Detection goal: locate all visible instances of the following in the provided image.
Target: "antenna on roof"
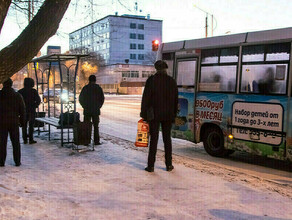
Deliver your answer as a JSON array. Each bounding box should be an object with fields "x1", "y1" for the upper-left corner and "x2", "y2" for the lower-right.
[{"x1": 134, "y1": 1, "x2": 142, "y2": 14}]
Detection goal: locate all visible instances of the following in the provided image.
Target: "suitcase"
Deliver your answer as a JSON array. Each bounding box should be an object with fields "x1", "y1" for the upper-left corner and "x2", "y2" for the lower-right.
[{"x1": 73, "y1": 121, "x2": 92, "y2": 145}]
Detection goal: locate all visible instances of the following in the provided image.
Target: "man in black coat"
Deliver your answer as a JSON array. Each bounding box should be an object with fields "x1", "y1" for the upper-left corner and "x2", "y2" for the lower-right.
[
  {"x1": 79, "y1": 75, "x2": 104, "y2": 145},
  {"x1": 18, "y1": 78, "x2": 41, "y2": 144},
  {"x1": 140, "y1": 60, "x2": 178, "y2": 172},
  {"x1": 0, "y1": 78, "x2": 25, "y2": 167}
]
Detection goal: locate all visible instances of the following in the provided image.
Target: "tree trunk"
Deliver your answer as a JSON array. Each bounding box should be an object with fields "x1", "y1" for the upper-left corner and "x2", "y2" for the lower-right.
[
  {"x1": 0, "y1": 0, "x2": 71, "y2": 83},
  {"x1": 0, "y1": 0, "x2": 11, "y2": 34}
]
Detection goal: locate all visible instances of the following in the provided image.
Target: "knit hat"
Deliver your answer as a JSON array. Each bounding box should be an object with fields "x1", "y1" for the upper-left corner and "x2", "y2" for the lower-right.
[
  {"x1": 154, "y1": 60, "x2": 168, "y2": 70},
  {"x1": 3, "y1": 78, "x2": 13, "y2": 88}
]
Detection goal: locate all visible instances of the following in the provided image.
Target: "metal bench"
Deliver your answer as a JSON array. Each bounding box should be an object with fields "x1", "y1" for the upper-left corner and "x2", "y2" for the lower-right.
[{"x1": 35, "y1": 117, "x2": 74, "y2": 146}]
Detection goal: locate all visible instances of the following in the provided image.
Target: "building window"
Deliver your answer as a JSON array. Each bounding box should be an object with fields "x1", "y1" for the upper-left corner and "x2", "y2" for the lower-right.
[
  {"x1": 142, "y1": 71, "x2": 154, "y2": 78},
  {"x1": 130, "y1": 71, "x2": 139, "y2": 78},
  {"x1": 130, "y1": 54, "x2": 136, "y2": 59},
  {"x1": 130, "y1": 44, "x2": 136, "y2": 49},
  {"x1": 138, "y1": 44, "x2": 144, "y2": 50},
  {"x1": 138, "y1": 54, "x2": 144, "y2": 60},
  {"x1": 138, "y1": 34, "x2": 144, "y2": 40},
  {"x1": 138, "y1": 24, "x2": 144, "y2": 30},
  {"x1": 122, "y1": 71, "x2": 130, "y2": 77},
  {"x1": 130, "y1": 23, "x2": 136, "y2": 29},
  {"x1": 130, "y1": 33, "x2": 136, "y2": 39}
]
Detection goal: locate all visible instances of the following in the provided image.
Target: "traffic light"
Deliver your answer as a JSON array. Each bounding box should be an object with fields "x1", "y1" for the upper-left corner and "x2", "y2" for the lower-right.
[{"x1": 152, "y1": 40, "x2": 159, "y2": 51}]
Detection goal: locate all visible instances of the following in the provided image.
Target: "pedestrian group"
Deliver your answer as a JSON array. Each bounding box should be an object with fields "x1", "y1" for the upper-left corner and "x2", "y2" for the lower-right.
[{"x1": 0, "y1": 60, "x2": 178, "y2": 172}]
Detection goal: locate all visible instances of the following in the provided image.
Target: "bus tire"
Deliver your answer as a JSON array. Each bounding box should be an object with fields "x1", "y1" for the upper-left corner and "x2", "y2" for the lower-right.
[{"x1": 203, "y1": 126, "x2": 227, "y2": 157}]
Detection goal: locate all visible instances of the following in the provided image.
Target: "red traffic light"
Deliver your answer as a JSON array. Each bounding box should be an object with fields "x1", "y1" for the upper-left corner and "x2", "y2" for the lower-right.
[{"x1": 152, "y1": 40, "x2": 159, "y2": 51}]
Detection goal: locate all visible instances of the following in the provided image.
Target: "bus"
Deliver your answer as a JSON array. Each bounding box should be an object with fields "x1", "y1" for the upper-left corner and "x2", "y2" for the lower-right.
[{"x1": 157, "y1": 27, "x2": 292, "y2": 162}]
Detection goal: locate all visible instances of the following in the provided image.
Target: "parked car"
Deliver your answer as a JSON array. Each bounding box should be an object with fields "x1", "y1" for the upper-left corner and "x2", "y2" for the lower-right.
[{"x1": 43, "y1": 89, "x2": 74, "y2": 103}]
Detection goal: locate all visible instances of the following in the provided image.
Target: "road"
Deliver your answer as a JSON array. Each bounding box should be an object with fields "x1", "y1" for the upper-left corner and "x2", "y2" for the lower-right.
[
  {"x1": 98, "y1": 95, "x2": 292, "y2": 192},
  {"x1": 44, "y1": 94, "x2": 292, "y2": 195}
]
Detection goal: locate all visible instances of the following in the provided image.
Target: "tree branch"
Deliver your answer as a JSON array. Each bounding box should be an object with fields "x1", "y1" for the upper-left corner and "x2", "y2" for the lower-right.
[
  {"x1": 0, "y1": 0, "x2": 12, "y2": 34},
  {"x1": 0, "y1": 0, "x2": 71, "y2": 83}
]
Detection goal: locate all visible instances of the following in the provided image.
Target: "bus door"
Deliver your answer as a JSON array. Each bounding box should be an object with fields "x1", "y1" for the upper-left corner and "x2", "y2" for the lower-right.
[{"x1": 172, "y1": 58, "x2": 198, "y2": 142}]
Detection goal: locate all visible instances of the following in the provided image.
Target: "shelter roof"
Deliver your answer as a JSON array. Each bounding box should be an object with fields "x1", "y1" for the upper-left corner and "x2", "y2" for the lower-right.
[{"x1": 31, "y1": 54, "x2": 88, "y2": 63}]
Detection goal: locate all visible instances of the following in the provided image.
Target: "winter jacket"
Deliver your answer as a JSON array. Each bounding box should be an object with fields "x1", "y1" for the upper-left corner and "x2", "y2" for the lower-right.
[
  {"x1": 140, "y1": 70, "x2": 178, "y2": 122},
  {"x1": 79, "y1": 83, "x2": 104, "y2": 116},
  {"x1": 0, "y1": 87, "x2": 26, "y2": 127},
  {"x1": 18, "y1": 86, "x2": 41, "y2": 114}
]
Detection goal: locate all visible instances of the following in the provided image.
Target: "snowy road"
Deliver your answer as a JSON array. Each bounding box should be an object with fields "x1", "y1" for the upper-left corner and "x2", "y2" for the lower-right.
[{"x1": 99, "y1": 95, "x2": 292, "y2": 188}]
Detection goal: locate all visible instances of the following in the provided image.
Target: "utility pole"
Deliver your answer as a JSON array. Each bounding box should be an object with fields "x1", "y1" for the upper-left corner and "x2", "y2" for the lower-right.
[
  {"x1": 205, "y1": 15, "x2": 208, "y2": 38},
  {"x1": 193, "y1": 5, "x2": 215, "y2": 38}
]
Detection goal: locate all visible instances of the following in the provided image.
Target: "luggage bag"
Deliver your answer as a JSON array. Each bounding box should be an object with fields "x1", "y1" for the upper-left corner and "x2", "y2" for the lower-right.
[{"x1": 73, "y1": 121, "x2": 92, "y2": 146}]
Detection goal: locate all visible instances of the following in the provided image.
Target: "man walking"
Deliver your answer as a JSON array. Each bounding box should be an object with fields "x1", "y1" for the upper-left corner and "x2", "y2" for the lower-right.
[
  {"x1": 18, "y1": 78, "x2": 41, "y2": 144},
  {"x1": 141, "y1": 60, "x2": 178, "y2": 172},
  {"x1": 0, "y1": 78, "x2": 25, "y2": 167},
  {"x1": 79, "y1": 75, "x2": 104, "y2": 145}
]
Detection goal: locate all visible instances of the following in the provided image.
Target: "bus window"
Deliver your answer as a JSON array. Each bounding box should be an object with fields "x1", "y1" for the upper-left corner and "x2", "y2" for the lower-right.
[
  {"x1": 241, "y1": 64, "x2": 288, "y2": 94},
  {"x1": 241, "y1": 43, "x2": 290, "y2": 95},
  {"x1": 177, "y1": 60, "x2": 196, "y2": 86},
  {"x1": 266, "y1": 43, "x2": 290, "y2": 61},
  {"x1": 220, "y1": 48, "x2": 239, "y2": 63},
  {"x1": 200, "y1": 47, "x2": 238, "y2": 92},
  {"x1": 242, "y1": 45, "x2": 265, "y2": 62},
  {"x1": 201, "y1": 49, "x2": 219, "y2": 64},
  {"x1": 200, "y1": 66, "x2": 237, "y2": 92}
]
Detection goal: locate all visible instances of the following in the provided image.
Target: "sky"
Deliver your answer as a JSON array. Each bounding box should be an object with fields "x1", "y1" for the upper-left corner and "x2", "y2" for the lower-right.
[{"x1": 0, "y1": 0, "x2": 292, "y2": 55}]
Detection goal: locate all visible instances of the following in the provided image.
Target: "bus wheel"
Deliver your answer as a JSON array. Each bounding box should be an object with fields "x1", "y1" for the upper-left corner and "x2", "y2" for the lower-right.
[{"x1": 203, "y1": 126, "x2": 227, "y2": 157}]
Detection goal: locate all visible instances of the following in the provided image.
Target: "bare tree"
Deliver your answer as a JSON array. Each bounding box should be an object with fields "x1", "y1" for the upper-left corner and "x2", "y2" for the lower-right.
[
  {"x1": 145, "y1": 51, "x2": 157, "y2": 64},
  {"x1": 0, "y1": 0, "x2": 71, "y2": 83}
]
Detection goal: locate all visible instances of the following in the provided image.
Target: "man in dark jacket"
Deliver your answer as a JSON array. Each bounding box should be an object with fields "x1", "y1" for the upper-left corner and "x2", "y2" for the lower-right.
[
  {"x1": 18, "y1": 78, "x2": 41, "y2": 144},
  {"x1": 0, "y1": 78, "x2": 25, "y2": 167},
  {"x1": 141, "y1": 60, "x2": 178, "y2": 172},
  {"x1": 79, "y1": 75, "x2": 104, "y2": 145}
]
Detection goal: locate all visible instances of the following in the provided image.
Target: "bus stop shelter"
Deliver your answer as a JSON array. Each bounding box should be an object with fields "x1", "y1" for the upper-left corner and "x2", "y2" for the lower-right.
[{"x1": 31, "y1": 53, "x2": 88, "y2": 146}]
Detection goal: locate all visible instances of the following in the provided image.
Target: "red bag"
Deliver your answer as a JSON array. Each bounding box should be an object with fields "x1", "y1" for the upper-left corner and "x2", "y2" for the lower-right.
[{"x1": 135, "y1": 119, "x2": 149, "y2": 147}]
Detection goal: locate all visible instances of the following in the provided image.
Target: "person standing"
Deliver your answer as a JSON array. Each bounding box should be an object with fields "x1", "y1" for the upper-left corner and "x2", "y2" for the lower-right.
[
  {"x1": 141, "y1": 60, "x2": 178, "y2": 172},
  {"x1": 18, "y1": 78, "x2": 41, "y2": 144},
  {"x1": 0, "y1": 78, "x2": 25, "y2": 167},
  {"x1": 79, "y1": 75, "x2": 104, "y2": 145}
]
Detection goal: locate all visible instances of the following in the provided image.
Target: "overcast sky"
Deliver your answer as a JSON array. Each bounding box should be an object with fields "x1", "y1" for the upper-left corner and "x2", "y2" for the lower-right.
[{"x1": 1, "y1": 0, "x2": 292, "y2": 55}]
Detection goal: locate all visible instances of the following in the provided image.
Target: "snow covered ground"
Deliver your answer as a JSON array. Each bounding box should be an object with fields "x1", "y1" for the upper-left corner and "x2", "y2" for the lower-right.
[
  {"x1": 0, "y1": 129, "x2": 292, "y2": 220},
  {"x1": 1, "y1": 95, "x2": 292, "y2": 219}
]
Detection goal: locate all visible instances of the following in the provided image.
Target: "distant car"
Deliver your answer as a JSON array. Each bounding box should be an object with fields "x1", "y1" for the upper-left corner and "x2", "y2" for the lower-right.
[{"x1": 43, "y1": 89, "x2": 74, "y2": 103}]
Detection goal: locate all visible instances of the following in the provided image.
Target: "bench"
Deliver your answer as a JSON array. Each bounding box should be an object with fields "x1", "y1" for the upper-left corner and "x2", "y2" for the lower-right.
[
  {"x1": 35, "y1": 117, "x2": 74, "y2": 129},
  {"x1": 35, "y1": 117, "x2": 74, "y2": 146}
]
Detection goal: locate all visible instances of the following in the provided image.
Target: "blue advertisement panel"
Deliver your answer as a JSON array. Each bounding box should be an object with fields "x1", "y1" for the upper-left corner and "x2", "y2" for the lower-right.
[
  {"x1": 195, "y1": 92, "x2": 288, "y2": 160},
  {"x1": 172, "y1": 91, "x2": 195, "y2": 141}
]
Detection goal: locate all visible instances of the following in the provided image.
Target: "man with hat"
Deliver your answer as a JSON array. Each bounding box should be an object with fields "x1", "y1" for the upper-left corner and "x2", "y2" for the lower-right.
[
  {"x1": 0, "y1": 78, "x2": 25, "y2": 167},
  {"x1": 140, "y1": 60, "x2": 178, "y2": 172},
  {"x1": 79, "y1": 75, "x2": 104, "y2": 145}
]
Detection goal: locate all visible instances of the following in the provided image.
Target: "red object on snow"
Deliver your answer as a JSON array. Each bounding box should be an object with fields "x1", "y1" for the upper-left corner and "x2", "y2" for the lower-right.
[{"x1": 135, "y1": 119, "x2": 149, "y2": 147}]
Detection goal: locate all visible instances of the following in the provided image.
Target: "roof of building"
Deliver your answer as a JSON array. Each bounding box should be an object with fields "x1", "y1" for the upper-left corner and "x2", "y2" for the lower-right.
[{"x1": 69, "y1": 14, "x2": 162, "y2": 35}]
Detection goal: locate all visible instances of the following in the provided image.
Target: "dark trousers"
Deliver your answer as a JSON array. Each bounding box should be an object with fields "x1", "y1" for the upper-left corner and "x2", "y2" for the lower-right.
[
  {"x1": 84, "y1": 115, "x2": 100, "y2": 144},
  {"x1": 22, "y1": 113, "x2": 35, "y2": 142},
  {"x1": 148, "y1": 120, "x2": 173, "y2": 167},
  {"x1": 0, "y1": 125, "x2": 21, "y2": 165}
]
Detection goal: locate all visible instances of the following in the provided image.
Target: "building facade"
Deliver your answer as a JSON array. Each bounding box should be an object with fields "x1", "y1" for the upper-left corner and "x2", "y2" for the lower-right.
[
  {"x1": 69, "y1": 14, "x2": 162, "y2": 65},
  {"x1": 96, "y1": 63, "x2": 156, "y2": 95}
]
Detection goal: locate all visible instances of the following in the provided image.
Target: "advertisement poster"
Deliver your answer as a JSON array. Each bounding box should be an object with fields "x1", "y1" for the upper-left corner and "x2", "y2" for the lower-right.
[{"x1": 232, "y1": 102, "x2": 283, "y2": 145}]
